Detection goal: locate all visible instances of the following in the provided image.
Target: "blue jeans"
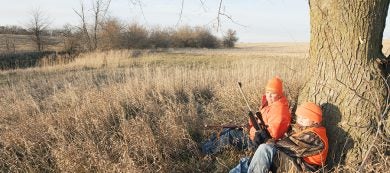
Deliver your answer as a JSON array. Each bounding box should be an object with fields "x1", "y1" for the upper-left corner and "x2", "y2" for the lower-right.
[
  {"x1": 248, "y1": 144, "x2": 277, "y2": 173},
  {"x1": 201, "y1": 128, "x2": 252, "y2": 155},
  {"x1": 229, "y1": 157, "x2": 250, "y2": 173}
]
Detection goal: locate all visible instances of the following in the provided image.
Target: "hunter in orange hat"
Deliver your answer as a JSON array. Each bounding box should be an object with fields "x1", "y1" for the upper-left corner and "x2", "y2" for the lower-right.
[
  {"x1": 249, "y1": 76, "x2": 291, "y2": 143},
  {"x1": 247, "y1": 102, "x2": 329, "y2": 173},
  {"x1": 202, "y1": 76, "x2": 291, "y2": 157},
  {"x1": 229, "y1": 76, "x2": 292, "y2": 173},
  {"x1": 265, "y1": 76, "x2": 283, "y2": 95}
]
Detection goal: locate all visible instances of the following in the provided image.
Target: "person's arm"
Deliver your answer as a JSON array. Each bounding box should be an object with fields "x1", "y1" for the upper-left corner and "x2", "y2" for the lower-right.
[
  {"x1": 265, "y1": 106, "x2": 290, "y2": 139},
  {"x1": 275, "y1": 131, "x2": 324, "y2": 157}
]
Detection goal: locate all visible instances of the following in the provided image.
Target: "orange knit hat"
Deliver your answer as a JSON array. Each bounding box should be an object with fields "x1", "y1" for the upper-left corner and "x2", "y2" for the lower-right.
[
  {"x1": 295, "y1": 102, "x2": 322, "y2": 123},
  {"x1": 265, "y1": 76, "x2": 283, "y2": 95}
]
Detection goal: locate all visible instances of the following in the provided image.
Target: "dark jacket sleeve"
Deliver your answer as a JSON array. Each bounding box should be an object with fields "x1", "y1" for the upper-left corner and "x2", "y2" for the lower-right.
[{"x1": 274, "y1": 131, "x2": 324, "y2": 158}]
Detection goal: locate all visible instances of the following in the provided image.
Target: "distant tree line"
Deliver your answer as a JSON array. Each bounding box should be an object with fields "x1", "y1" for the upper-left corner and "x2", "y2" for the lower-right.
[
  {"x1": 0, "y1": 26, "x2": 29, "y2": 35},
  {"x1": 1, "y1": 23, "x2": 238, "y2": 53},
  {"x1": 72, "y1": 19, "x2": 238, "y2": 51},
  {"x1": 59, "y1": 20, "x2": 238, "y2": 52},
  {"x1": 0, "y1": 0, "x2": 239, "y2": 53},
  {"x1": 0, "y1": 25, "x2": 63, "y2": 36}
]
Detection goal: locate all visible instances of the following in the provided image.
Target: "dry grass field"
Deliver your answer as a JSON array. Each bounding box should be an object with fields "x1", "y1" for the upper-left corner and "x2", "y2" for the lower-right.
[
  {"x1": 0, "y1": 34, "x2": 63, "y2": 53},
  {"x1": 0, "y1": 42, "x2": 388, "y2": 172}
]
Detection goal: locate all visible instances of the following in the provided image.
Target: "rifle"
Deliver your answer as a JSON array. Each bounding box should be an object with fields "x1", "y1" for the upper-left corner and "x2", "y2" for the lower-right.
[
  {"x1": 203, "y1": 124, "x2": 245, "y2": 130},
  {"x1": 237, "y1": 82, "x2": 271, "y2": 143},
  {"x1": 237, "y1": 82, "x2": 261, "y2": 131}
]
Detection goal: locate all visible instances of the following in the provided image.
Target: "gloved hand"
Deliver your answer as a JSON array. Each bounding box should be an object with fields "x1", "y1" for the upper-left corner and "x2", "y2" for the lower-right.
[
  {"x1": 249, "y1": 126, "x2": 256, "y2": 141},
  {"x1": 252, "y1": 130, "x2": 271, "y2": 146}
]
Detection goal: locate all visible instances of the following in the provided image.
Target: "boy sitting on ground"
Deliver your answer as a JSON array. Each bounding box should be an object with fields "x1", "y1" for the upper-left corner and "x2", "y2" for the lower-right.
[{"x1": 232, "y1": 102, "x2": 328, "y2": 173}]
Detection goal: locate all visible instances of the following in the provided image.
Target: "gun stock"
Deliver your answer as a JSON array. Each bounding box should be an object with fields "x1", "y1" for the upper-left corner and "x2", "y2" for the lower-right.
[
  {"x1": 248, "y1": 111, "x2": 261, "y2": 131},
  {"x1": 255, "y1": 111, "x2": 271, "y2": 139}
]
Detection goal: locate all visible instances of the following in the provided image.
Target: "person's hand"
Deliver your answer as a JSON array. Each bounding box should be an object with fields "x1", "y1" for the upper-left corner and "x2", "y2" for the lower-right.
[
  {"x1": 261, "y1": 95, "x2": 268, "y2": 108},
  {"x1": 252, "y1": 130, "x2": 267, "y2": 146},
  {"x1": 249, "y1": 127, "x2": 256, "y2": 141}
]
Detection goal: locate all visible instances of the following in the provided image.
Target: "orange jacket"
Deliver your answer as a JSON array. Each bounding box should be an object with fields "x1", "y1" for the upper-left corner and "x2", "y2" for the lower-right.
[
  {"x1": 249, "y1": 95, "x2": 291, "y2": 140},
  {"x1": 294, "y1": 126, "x2": 329, "y2": 166}
]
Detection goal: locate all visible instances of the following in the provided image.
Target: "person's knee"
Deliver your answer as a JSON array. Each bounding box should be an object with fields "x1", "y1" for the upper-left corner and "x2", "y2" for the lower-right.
[
  {"x1": 257, "y1": 144, "x2": 269, "y2": 150},
  {"x1": 257, "y1": 144, "x2": 274, "y2": 152},
  {"x1": 249, "y1": 144, "x2": 276, "y2": 173},
  {"x1": 253, "y1": 144, "x2": 276, "y2": 162}
]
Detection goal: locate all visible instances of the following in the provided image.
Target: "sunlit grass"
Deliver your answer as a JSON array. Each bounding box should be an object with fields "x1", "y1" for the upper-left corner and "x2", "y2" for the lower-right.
[{"x1": 0, "y1": 42, "x2": 388, "y2": 172}]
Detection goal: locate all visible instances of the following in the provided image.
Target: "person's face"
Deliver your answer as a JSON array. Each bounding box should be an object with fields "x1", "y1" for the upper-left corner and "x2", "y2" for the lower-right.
[
  {"x1": 296, "y1": 115, "x2": 314, "y2": 127},
  {"x1": 265, "y1": 91, "x2": 280, "y2": 104}
]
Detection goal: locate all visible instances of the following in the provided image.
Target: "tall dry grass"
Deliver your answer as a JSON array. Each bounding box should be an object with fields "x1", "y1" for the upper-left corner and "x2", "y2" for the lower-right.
[{"x1": 1, "y1": 43, "x2": 386, "y2": 172}]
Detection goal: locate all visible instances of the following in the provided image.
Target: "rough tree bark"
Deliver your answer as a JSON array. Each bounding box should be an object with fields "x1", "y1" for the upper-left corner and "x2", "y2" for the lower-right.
[{"x1": 298, "y1": 0, "x2": 390, "y2": 170}]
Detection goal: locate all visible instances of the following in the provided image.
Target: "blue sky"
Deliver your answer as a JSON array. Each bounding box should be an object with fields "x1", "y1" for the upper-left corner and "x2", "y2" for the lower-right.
[{"x1": 1, "y1": 0, "x2": 390, "y2": 42}]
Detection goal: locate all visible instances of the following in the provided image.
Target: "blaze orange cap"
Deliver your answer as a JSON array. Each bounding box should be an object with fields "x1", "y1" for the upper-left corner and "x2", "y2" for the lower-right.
[
  {"x1": 265, "y1": 76, "x2": 283, "y2": 95},
  {"x1": 296, "y1": 102, "x2": 322, "y2": 123}
]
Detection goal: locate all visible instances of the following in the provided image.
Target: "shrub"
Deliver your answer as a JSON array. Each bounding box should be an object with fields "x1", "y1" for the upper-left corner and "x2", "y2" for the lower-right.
[
  {"x1": 171, "y1": 26, "x2": 220, "y2": 48},
  {"x1": 171, "y1": 26, "x2": 197, "y2": 48},
  {"x1": 223, "y1": 29, "x2": 238, "y2": 48},
  {"x1": 99, "y1": 18, "x2": 124, "y2": 50},
  {"x1": 121, "y1": 23, "x2": 149, "y2": 49},
  {"x1": 193, "y1": 27, "x2": 220, "y2": 48},
  {"x1": 148, "y1": 27, "x2": 172, "y2": 48}
]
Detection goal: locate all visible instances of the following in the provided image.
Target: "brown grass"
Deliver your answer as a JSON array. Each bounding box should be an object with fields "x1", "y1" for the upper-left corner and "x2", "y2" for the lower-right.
[
  {"x1": 0, "y1": 34, "x2": 64, "y2": 53},
  {"x1": 0, "y1": 42, "x2": 388, "y2": 172}
]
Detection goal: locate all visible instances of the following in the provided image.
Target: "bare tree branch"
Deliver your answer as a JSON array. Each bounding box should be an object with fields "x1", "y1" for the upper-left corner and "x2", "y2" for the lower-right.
[
  {"x1": 128, "y1": 0, "x2": 148, "y2": 24},
  {"x1": 215, "y1": 0, "x2": 246, "y2": 31},
  {"x1": 199, "y1": 0, "x2": 207, "y2": 12},
  {"x1": 219, "y1": 12, "x2": 248, "y2": 28},
  {"x1": 216, "y1": 0, "x2": 223, "y2": 31},
  {"x1": 73, "y1": 1, "x2": 92, "y2": 50},
  {"x1": 74, "y1": 0, "x2": 111, "y2": 51},
  {"x1": 176, "y1": 0, "x2": 185, "y2": 26}
]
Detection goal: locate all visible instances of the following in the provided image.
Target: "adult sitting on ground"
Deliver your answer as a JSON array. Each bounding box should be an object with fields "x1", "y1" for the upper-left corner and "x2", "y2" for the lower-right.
[
  {"x1": 201, "y1": 76, "x2": 291, "y2": 155},
  {"x1": 246, "y1": 102, "x2": 329, "y2": 173}
]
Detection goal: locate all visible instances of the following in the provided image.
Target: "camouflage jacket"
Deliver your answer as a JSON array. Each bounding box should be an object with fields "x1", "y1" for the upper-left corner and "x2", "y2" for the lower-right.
[{"x1": 274, "y1": 124, "x2": 325, "y2": 171}]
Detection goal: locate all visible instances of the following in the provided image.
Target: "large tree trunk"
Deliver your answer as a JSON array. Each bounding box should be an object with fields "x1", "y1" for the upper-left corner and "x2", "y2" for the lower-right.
[{"x1": 298, "y1": 0, "x2": 390, "y2": 170}]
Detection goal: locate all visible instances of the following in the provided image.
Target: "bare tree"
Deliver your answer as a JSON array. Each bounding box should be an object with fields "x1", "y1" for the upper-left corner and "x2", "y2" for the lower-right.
[
  {"x1": 74, "y1": 0, "x2": 111, "y2": 51},
  {"x1": 61, "y1": 24, "x2": 79, "y2": 53},
  {"x1": 4, "y1": 27, "x2": 16, "y2": 53},
  {"x1": 27, "y1": 8, "x2": 50, "y2": 52},
  {"x1": 4, "y1": 35, "x2": 16, "y2": 53},
  {"x1": 74, "y1": 1, "x2": 92, "y2": 51},
  {"x1": 91, "y1": 0, "x2": 111, "y2": 50}
]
